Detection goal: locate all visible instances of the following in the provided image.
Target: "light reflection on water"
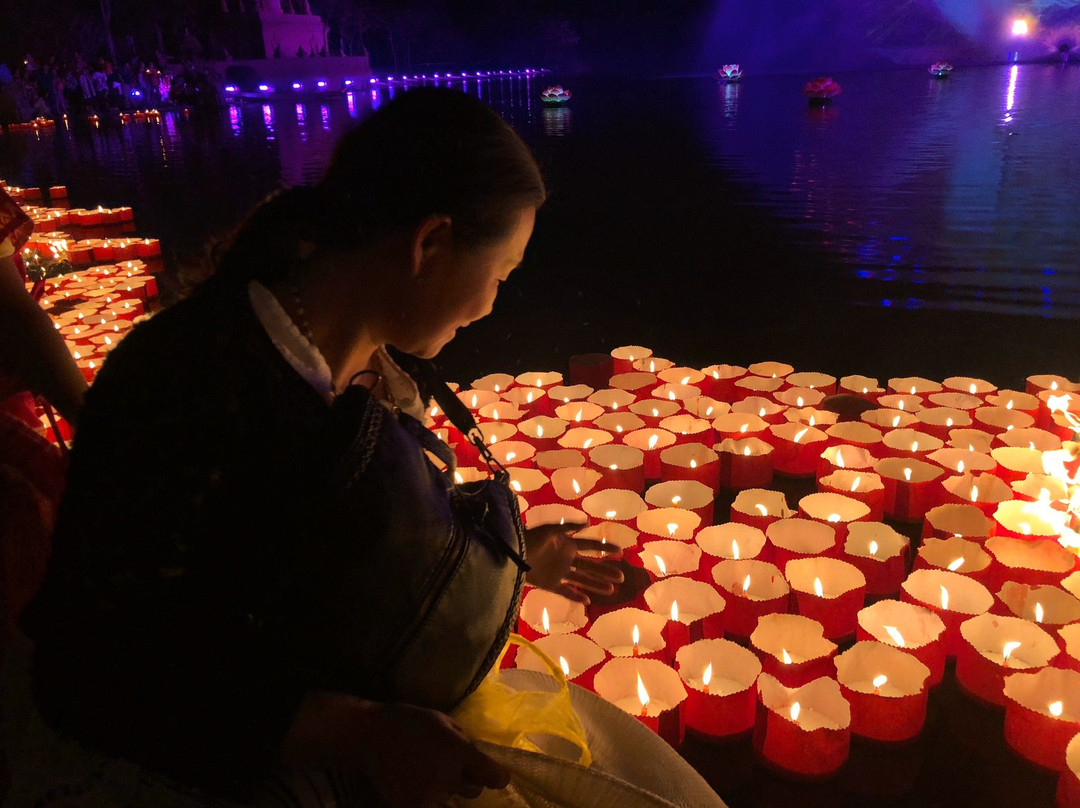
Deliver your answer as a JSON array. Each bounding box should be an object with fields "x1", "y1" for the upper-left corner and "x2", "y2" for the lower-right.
[{"x1": 2, "y1": 68, "x2": 1080, "y2": 320}]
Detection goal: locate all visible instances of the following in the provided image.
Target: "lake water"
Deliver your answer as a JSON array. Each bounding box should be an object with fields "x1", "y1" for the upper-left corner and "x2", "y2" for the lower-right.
[{"x1": 2, "y1": 66, "x2": 1078, "y2": 386}]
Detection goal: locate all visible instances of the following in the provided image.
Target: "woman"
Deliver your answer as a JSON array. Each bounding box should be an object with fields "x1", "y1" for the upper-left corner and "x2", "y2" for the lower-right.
[{"x1": 19, "y1": 87, "x2": 621, "y2": 807}]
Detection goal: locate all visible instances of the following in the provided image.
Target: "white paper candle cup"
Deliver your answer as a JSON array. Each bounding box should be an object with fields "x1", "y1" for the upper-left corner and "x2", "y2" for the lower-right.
[
  {"x1": 587, "y1": 607, "x2": 669, "y2": 660},
  {"x1": 766, "y1": 518, "x2": 837, "y2": 568},
  {"x1": 644, "y1": 576, "x2": 726, "y2": 631},
  {"x1": 834, "y1": 641, "x2": 931, "y2": 741},
  {"x1": 574, "y1": 520, "x2": 640, "y2": 552},
  {"x1": 534, "y1": 449, "x2": 586, "y2": 474},
  {"x1": 514, "y1": 633, "x2": 607, "y2": 687},
  {"x1": 471, "y1": 373, "x2": 515, "y2": 394},
  {"x1": 550, "y1": 466, "x2": 603, "y2": 502},
  {"x1": 636, "y1": 507, "x2": 702, "y2": 542},
  {"x1": 696, "y1": 523, "x2": 767, "y2": 561},
  {"x1": 581, "y1": 489, "x2": 648, "y2": 526},
  {"x1": 856, "y1": 599, "x2": 947, "y2": 685},
  {"x1": 997, "y1": 582, "x2": 1080, "y2": 628},
  {"x1": 750, "y1": 613, "x2": 837, "y2": 687},
  {"x1": 676, "y1": 638, "x2": 761, "y2": 737},
  {"x1": 519, "y1": 588, "x2": 588, "y2": 639},
  {"x1": 556, "y1": 401, "x2": 606, "y2": 425},
  {"x1": 915, "y1": 536, "x2": 992, "y2": 579},
  {"x1": 523, "y1": 503, "x2": 588, "y2": 531},
  {"x1": 609, "y1": 345, "x2": 653, "y2": 375},
  {"x1": 645, "y1": 479, "x2": 713, "y2": 523},
  {"x1": 558, "y1": 427, "x2": 613, "y2": 453},
  {"x1": 955, "y1": 613, "x2": 1059, "y2": 706}
]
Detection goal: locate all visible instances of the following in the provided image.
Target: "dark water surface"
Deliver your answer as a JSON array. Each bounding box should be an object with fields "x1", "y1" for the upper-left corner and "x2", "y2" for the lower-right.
[{"x1": 2, "y1": 67, "x2": 1079, "y2": 387}]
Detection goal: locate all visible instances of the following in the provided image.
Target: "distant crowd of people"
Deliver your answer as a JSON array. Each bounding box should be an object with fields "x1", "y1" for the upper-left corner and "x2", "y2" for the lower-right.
[{"x1": 0, "y1": 53, "x2": 172, "y2": 126}]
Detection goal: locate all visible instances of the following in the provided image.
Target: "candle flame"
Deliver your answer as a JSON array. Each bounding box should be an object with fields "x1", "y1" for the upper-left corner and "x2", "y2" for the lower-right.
[
  {"x1": 454, "y1": 471, "x2": 464, "y2": 484},
  {"x1": 671, "y1": 496, "x2": 682, "y2": 506},
  {"x1": 755, "y1": 503, "x2": 768, "y2": 516},
  {"x1": 782, "y1": 648, "x2": 792, "y2": 665},
  {"x1": 872, "y1": 674, "x2": 888, "y2": 689},
  {"x1": 744, "y1": 446, "x2": 752, "y2": 456},
  {"x1": 969, "y1": 383, "x2": 977, "y2": 394},
  {"x1": 794, "y1": 428, "x2": 809, "y2": 444},
  {"x1": 898, "y1": 401, "x2": 906, "y2": 411},
  {"x1": 492, "y1": 408, "x2": 500, "y2": 419},
  {"x1": 654, "y1": 555, "x2": 668, "y2": 576},
  {"x1": 702, "y1": 663, "x2": 712, "y2": 688},
  {"x1": 537, "y1": 425, "x2": 544, "y2": 438},
  {"x1": 605, "y1": 510, "x2": 617, "y2": 518},
  {"x1": 471, "y1": 394, "x2": 478, "y2": 408},
  {"x1": 731, "y1": 539, "x2": 740, "y2": 560},
  {"x1": 572, "y1": 478, "x2": 582, "y2": 495},
  {"x1": 893, "y1": 415, "x2": 901, "y2": 427},
  {"x1": 947, "y1": 557, "x2": 964, "y2": 572},
  {"x1": 1035, "y1": 602, "x2": 1044, "y2": 623},
  {"x1": 742, "y1": 574, "x2": 752, "y2": 593},
  {"x1": 813, "y1": 577, "x2": 824, "y2": 597},
  {"x1": 541, "y1": 608, "x2": 551, "y2": 633},
  {"x1": 670, "y1": 599, "x2": 679, "y2": 622},
  {"x1": 851, "y1": 476, "x2": 862, "y2": 492},
  {"x1": 790, "y1": 702, "x2": 801, "y2": 722},
  {"x1": 836, "y1": 449, "x2": 845, "y2": 469},
  {"x1": 510, "y1": 480, "x2": 522, "y2": 492},
  {"x1": 759, "y1": 407, "x2": 767, "y2": 417},
  {"x1": 560, "y1": 655, "x2": 571, "y2": 677},
  {"x1": 827, "y1": 513, "x2": 841, "y2": 523},
  {"x1": 575, "y1": 409, "x2": 583, "y2": 422},
  {"x1": 740, "y1": 424, "x2": 749, "y2": 434},
  {"x1": 1002, "y1": 641, "x2": 1022, "y2": 663},
  {"x1": 632, "y1": 624, "x2": 640, "y2": 648},
  {"x1": 971, "y1": 485, "x2": 979, "y2": 503},
  {"x1": 648, "y1": 434, "x2": 659, "y2": 450},
  {"x1": 668, "y1": 391, "x2": 677, "y2": 401},
  {"x1": 583, "y1": 438, "x2": 594, "y2": 449},
  {"x1": 637, "y1": 673, "x2": 651, "y2": 710},
  {"x1": 946, "y1": 418, "x2": 954, "y2": 428},
  {"x1": 883, "y1": 625, "x2": 905, "y2": 647},
  {"x1": 667, "y1": 522, "x2": 679, "y2": 536},
  {"x1": 505, "y1": 452, "x2": 517, "y2": 463},
  {"x1": 911, "y1": 441, "x2": 919, "y2": 453},
  {"x1": 940, "y1": 585, "x2": 950, "y2": 610},
  {"x1": 1050, "y1": 701, "x2": 1064, "y2": 717},
  {"x1": 610, "y1": 464, "x2": 618, "y2": 470},
  {"x1": 690, "y1": 459, "x2": 698, "y2": 468},
  {"x1": 1007, "y1": 399, "x2": 1014, "y2": 410},
  {"x1": 903, "y1": 467, "x2": 912, "y2": 482},
  {"x1": 869, "y1": 540, "x2": 879, "y2": 555},
  {"x1": 652, "y1": 408, "x2": 659, "y2": 417},
  {"x1": 957, "y1": 460, "x2": 965, "y2": 474}
]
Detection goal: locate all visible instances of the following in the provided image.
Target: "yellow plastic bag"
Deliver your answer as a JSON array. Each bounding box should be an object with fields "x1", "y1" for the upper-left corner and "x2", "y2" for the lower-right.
[{"x1": 452, "y1": 634, "x2": 592, "y2": 768}]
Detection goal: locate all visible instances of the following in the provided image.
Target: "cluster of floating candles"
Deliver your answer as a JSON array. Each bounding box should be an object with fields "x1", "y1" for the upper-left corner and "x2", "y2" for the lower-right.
[{"x1": 427, "y1": 346, "x2": 1080, "y2": 787}]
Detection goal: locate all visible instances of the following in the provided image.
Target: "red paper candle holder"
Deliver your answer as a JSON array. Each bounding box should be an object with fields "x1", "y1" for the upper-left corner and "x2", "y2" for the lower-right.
[
  {"x1": 534, "y1": 449, "x2": 586, "y2": 476},
  {"x1": 1004, "y1": 667, "x2": 1080, "y2": 772},
  {"x1": 878, "y1": 394, "x2": 925, "y2": 413},
  {"x1": 593, "y1": 411, "x2": 647, "y2": 439},
  {"x1": 818, "y1": 469, "x2": 885, "y2": 521},
  {"x1": 915, "y1": 408, "x2": 972, "y2": 442},
  {"x1": 633, "y1": 357, "x2": 675, "y2": 375},
  {"x1": 644, "y1": 576, "x2": 726, "y2": 648},
  {"x1": 610, "y1": 345, "x2": 653, "y2": 377},
  {"x1": 786, "y1": 556, "x2": 867, "y2": 640},
  {"x1": 754, "y1": 674, "x2": 851, "y2": 780},
  {"x1": 458, "y1": 388, "x2": 501, "y2": 413},
  {"x1": 842, "y1": 522, "x2": 910, "y2": 598},
  {"x1": 549, "y1": 466, "x2": 603, "y2": 504},
  {"x1": 882, "y1": 428, "x2": 944, "y2": 460},
  {"x1": 914, "y1": 536, "x2": 992, "y2": 583},
  {"x1": 587, "y1": 444, "x2": 646, "y2": 493},
  {"x1": 889, "y1": 376, "x2": 943, "y2": 397},
  {"x1": 715, "y1": 437, "x2": 774, "y2": 491},
  {"x1": 683, "y1": 395, "x2": 729, "y2": 421},
  {"x1": 569, "y1": 353, "x2": 614, "y2": 388},
  {"x1": 863, "y1": 408, "x2": 919, "y2": 431},
  {"x1": 505, "y1": 468, "x2": 553, "y2": 507},
  {"x1": 944, "y1": 375, "x2": 997, "y2": 397},
  {"x1": 502, "y1": 386, "x2": 551, "y2": 415},
  {"x1": 948, "y1": 428, "x2": 998, "y2": 454},
  {"x1": 593, "y1": 657, "x2": 687, "y2": 747},
  {"x1": 857, "y1": 599, "x2": 947, "y2": 686},
  {"x1": 628, "y1": 398, "x2": 681, "y2": 428},
  {"x1": 700, "y1": 364, "x2": 748, "y2": 402},
  {"x1": 696, "y1": 523, "x2": 768, "y2": 566},
  {"x1": 558, "y1": 426, "x2": 613, "y2": 454},
  {"x1": 575, "y1": 520, "x2": 640, "y2": 555},
  {"x1": 798, "y1": 492, "x2": 871, "y2": 543},
  {"x1": 646, "y1": 479, "x2": 713, "y2": 526},
  {"x1": 834, "y1": 641, "x2": 931, "y2": 742},
  {"x1": 997, "y1": 582, "x2": 1080, "y2": 632},
  {"x1": 874, "y1": 457, "x2": 945, "y2": 522},
  {"x1": 711, "y1": 559, "x2": 790, "y2": 639},
  {"x1": 817, "y1": 444, "x2": 878, "y2": 483},
  {"x1": 659, "y1": 443, "x2": 720, "y2": 491},
  {"x1": 824, "y1": 422, "x2": 884, "y2": 453},
  {"x1": 622, "y1": 428, "x2": 677, "y2": 480},
  {"x1": 587, "y1": 388, "x2": 638, "y2": 415},
  {"x1": 639, "y1": 540, "x2": 702, "y2": 583},
  {"x1": 610, "y1": 371, "x2": 658, "y2": 399},
  {"x1": 997, "y1": 427, "x2": 1062, "y2": 452},
  {"x1": 1058, "y1": 734, "x2": 1080, "y2": 807},
  {"x1": 985, "y1": 534, "x2": 1077, "y2": 589},
  {"x1": 766, "y1": 518, "x2": 837, "y2": 571},
  {"x1": 518, "y1": 588, "x2": 589, "y2": 641},
  {"x1": 901, "y1": 569, "x2": 994, "y2": 657},
  {"x1": 782, "y1": 407, "x2": 837, "y2": 430},
  {"x1": 515, "y1": 415, "x2": 569, "y2": 453},
  {"x1": 767, "y1": 422, "x2": 829, "y2": 477},
  {"x1": 659, "y1": 414, "x2": 713, "y2": 447},
  {"x1": 734, "y1": 375, "x2": 785, "y2": 401},
  {"x1": 990, "y1": 446, "x2": 1048, "y2": 486},
  {"x1": 987, "y1": 389, "x2": 1041, "y2": 418},
  {"x1": 488, "y1": 440, "x2": 536, "y2": 469},
  {"x1": 1026, "y1": 374, "x2": 1074, "y2": 396},
  {"x1": 714, "y1": 407, "x2": 773, "y2": 440},
  {"x1": 555, "y1": 401, "x2": 605, "y2": 427},
  {"x1": 787, "y1": 371, "x2": 837, "y2": 395},
  {"x1": 676, "y1": 638, "x2": 760, "y2": 738},
  {"x1": 748, "y1": 361, "x2": 794, "y2": 382},
  {"x1": 840, "y1": 374, "x2": 884, "y2": 401},
  {"x1": 513, "y1": 633, "x2": 607, "y2": 692},
  {"x1": 774, "y1": 386, "x2": 826, "y2": 409},
  {"x1": 750, "y1": 613, "x2": 837, "y2": 687},
  {"x1": 547, "y1": 383, "x2": 594, "y2": 405},
  {"x1": 580, "y1": 489, "x2": 647, "y2": 529},
  {"x1": 515, "y1": 371, "x2": 563, "y2": 391},
  {"x1": 977, "y1": 406, "x2": 1036, "y2": 436},
  {"x1": 659, "y1": 365, "x2": 707, "y2": 392},
  {"x1": 522, "y1": 503, "x2": 588, "y2": 533},
  {"x1": 955, "y1": 613, "x2": 1060, "y2": 706},
  {"x1": 588, "y1": 607, "x2": 670, "y2": 662},
  {"x1": 1059, "y1": 625, "x2": 1080, "y2": 671},
  {"x1": 928, "y1": 392, "x2": 984, "y2": 413},
  {"x1": 730, "y1": 488, "x2": 792, "y2": 533},
  {"x1": 927, "y1": 447, "x2": 996, "y2": 478},
  {"x1": 940, "y1": 472, "x2": 1012, "y2": 518}
]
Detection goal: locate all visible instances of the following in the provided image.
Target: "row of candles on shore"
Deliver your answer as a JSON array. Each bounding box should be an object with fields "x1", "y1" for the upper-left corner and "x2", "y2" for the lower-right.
[
  {"x1": 424, "y1": 346, "x2": 1080, "y2": 795},
  {"x1": 5, "y1": 109, "x2": 162, "y2": 132}
]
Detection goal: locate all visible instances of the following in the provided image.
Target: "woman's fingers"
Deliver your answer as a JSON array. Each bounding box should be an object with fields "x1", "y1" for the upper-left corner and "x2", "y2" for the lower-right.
[{"x1": 565, "y1": 567, "x2": 618, "y2": 595}]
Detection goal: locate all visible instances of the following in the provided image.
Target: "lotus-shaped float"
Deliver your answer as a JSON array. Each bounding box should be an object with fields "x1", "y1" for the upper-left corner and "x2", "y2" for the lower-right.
[
  {"x1": 717, "y1": 64, "x2": 743, "y2": 83},
  {"x1": 541, "y1": 85, "x2": 572, "y2": 104},
  {"x1": 928, "y1": 62, "x2": 954, "y2": 78},
  {"x1": 802, "y1": 76, "x2": 842, "y2": 105}
]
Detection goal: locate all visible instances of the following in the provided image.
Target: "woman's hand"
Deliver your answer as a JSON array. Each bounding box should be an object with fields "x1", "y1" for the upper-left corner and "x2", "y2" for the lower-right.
[
  {"x1": 524, "y1": 522, "x2": 623, "y2": 604},
  {"x1": 281, "y1": 693, "x2": 510, "y2": 807}
]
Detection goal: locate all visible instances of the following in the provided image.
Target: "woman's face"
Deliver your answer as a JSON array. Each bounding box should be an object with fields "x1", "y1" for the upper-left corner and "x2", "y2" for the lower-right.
[{"x1": 395, "y1": 206, "x2": 536, "y2": 358}]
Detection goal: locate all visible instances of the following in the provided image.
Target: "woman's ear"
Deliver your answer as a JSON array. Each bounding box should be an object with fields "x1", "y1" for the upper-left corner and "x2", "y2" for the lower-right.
[{"x1": 411, "y1": 215, "x2": 453, "y2": 279}]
